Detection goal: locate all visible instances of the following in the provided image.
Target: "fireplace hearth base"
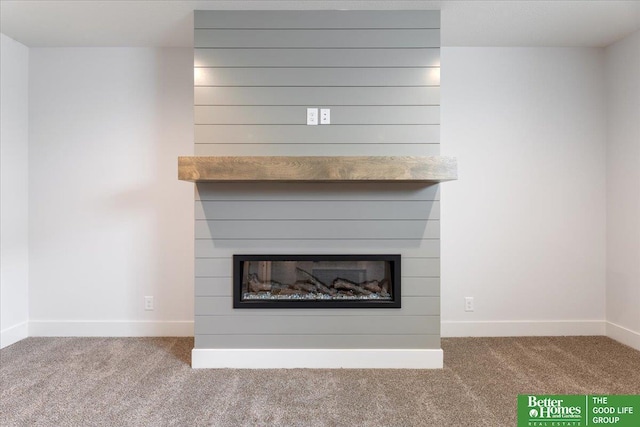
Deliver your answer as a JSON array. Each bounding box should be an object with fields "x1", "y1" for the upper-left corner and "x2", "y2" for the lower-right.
[{"x1": 192, "y1": 348, "x2": 443, "y2": 369}]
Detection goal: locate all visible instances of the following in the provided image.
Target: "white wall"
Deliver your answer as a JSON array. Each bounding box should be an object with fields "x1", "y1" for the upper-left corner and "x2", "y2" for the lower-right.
[
  {"x1": 0, "y1": 34, "x2": 30, "y2": 348},
  {"x1": 18, "y1": 45, "x2": 626, "y2": 342},
  {"x1": 28, "y1": 48, "x2": 194, "y2": 336},
  {"x1": 605, "y1": 31, "x2": 640, "y2": 350},
  {"x1": 441, "y1": 48, "x2": 607, "y2": 336}
]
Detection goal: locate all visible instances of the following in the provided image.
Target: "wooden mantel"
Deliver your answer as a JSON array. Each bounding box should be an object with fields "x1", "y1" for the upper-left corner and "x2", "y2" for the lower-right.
[{"x1": 178, "y1": 156, "x2": 457, "y2": 183}]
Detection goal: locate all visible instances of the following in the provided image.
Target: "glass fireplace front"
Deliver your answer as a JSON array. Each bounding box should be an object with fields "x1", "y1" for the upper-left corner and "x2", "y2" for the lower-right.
[{"x1": 233, "y1": 254, "x2": 401, "y2": 308}]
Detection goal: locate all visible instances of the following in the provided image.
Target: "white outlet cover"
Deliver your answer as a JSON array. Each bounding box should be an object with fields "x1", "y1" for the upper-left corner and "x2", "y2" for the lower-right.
[
  {"x1": 320, "y1": 108, "x2": 330, "y2": 124},
  {"x1": 464, "y1": 297, "x2": 474, "y2": 312},
  {"x1": 306, "y1": 108, "x2": 318, "y2": 125}
]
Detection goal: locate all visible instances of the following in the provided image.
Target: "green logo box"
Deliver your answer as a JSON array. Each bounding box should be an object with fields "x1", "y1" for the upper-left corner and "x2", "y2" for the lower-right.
[{"x1": 518, "y1": 395, "x2": 640, "y2": 427}]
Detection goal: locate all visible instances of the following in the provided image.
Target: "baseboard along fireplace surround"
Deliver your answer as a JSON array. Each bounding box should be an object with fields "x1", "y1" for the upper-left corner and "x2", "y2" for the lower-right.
[{"x1": 182, "y1": 10, "x2": 455, "y2": 369}]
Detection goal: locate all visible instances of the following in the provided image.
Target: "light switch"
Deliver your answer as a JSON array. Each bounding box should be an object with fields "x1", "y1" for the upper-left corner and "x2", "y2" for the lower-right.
[
  {"x1": 306, "y1": 108, "x2": 318, "y2": 125},
  {"x1": 320, "y1": 108, "x2": 330, "y2": 125}
]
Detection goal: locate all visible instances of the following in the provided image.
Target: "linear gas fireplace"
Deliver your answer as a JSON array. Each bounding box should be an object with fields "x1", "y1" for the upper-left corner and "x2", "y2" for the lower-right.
[{"x1": 233, "y1": 254, "x2": 401, "y2": 308}]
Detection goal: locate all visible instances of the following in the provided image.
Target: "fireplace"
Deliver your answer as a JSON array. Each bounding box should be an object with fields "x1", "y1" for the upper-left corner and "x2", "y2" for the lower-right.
[
  {"x1": 186, "y1": 9, "x2": 450, "y2": 368},
  {"x1": 233, "y1": 254, "x2": 401, "y2": 308}
]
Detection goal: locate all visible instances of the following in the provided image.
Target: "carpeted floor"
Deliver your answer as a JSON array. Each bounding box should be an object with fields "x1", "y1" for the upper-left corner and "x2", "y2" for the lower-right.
[{"x1": 1, "y1": 336, "x2": 639, "y2": 426}]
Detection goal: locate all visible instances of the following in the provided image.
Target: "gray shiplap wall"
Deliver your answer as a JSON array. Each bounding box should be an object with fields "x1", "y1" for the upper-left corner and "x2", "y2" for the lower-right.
[{"x1": 193, "y1": 10, "x2": 441, "y2": 350}]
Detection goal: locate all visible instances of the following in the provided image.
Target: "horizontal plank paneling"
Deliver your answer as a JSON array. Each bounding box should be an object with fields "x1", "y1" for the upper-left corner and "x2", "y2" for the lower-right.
[
  {"x1": 192, "y1": 10, "x2": 442, "y2": 352},
  {"x1": 194, "y1": 257, "x2": 438, "y2": 278},
  {"x1": 193, "y1": 239, "x2": 438, "y2": 250},
  {"x1": 195, "y1": 29, "x2": 440, "y2": 48},
  {"x1": 195, "y1": 296, "x2": 439, "y2": 316},
  {"x1": 405, "y1": 258, "x2": 440, "y2": 277},
  {"x1": 194, "y1": 86, "x2": 440, "y2": 106},
  {"x1": 194, "y1": 240, "x2": 440, "y2": 259},
  {"x1": 195, "y1": 334, "x2": 440, "y2": 349},
  {"x1": 195, "y1": 10, "x2": 440, "y2": 29},
  {"x1": 195, "y1": 124, "x2": 440, "y2": 144},
  {"x1": 195, "y1": 315, "x2": 440, "y2": 335},
  {"x1": 195, "y1": 277, "x2": 232, "y2": 296},
  {"x1": 195, "y1": 67, "x2": 439, "y2": 87},
  {"x1": 194, "y1": 219, "x2": 439, "y2": 240},
  {"x1": 194, "y1": 143, "x2": 439, "y2": 157},
  {"x1": 404, "y1": 277, "x2": 440, "y2": 296},
  {"x1": 194, "y1": 258, "x2": 229, "y2": 277},
  {"x1": 195, "y1": 277, "x2": 440, "y2": 297},
  {"x1": 195, "y1": 106, "x2": 439, "y2": 125},
  {"x1": 196, "y1": 200, "x2": 440, "y2": 220},
  {"x1": 194, "y1": 49, "x2": 440, "y2": 68},
  {"x1": 195, "y1": 182, "x2": 440, "y2": 201}
]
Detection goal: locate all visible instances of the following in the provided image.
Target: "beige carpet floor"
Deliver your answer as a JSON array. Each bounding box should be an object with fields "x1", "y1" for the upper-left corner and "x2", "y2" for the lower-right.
[{"x1": 1, "y1": 336, "x2": 639, "y2": 426}]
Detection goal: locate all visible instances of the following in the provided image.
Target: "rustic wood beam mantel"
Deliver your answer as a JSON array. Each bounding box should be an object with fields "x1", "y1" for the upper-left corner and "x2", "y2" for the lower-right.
[{"x1": 177, "y1": 156, "x2": 457, "y2": 183}]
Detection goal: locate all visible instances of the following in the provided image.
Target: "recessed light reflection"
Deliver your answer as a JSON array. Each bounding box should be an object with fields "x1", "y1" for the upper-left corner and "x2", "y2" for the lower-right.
[
  {"x1": 428, "y1": 68, "x2": 440, "y2": 85},
  {"x1": 194, "y1": 68, "x2": 205, "y2": 85}
]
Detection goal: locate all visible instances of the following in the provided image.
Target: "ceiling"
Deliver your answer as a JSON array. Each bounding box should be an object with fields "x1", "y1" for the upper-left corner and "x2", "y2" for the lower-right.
[{"x1": 1, "y1": 0, "x2": 639, "y2": 48}]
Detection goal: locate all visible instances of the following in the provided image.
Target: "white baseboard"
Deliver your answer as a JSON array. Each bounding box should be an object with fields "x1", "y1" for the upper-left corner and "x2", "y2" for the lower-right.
[
  {"x1": 441, "y1": 320, "x2": 606, "y2": 337},
  {"x1": 0, "y1": 321, "x2": 29, "y2": 349},
  {"x1": 29, "y1": 320, "x2": 194, "y2": 337},
  {"x1": 606, "y1": 321, "x2": 640, "y2": 351},
  {"x1": 192, "y1": 348, "x2": 443, "y2": 369}
]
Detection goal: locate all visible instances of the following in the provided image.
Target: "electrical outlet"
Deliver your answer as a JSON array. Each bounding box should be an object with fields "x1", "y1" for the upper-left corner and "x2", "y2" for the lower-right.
[
  {"x1": 464, "y1": 297, "x2": 474, "y2": 312},
  {"x1": 144, "y1": 296, "x2": 154, "y2": 311},
  {"x1": 306, "y1": 108, "x2": 318, "y2": 125},
  {"x1": 320, "y1": 108, "x2": 330, "y2": 124}
]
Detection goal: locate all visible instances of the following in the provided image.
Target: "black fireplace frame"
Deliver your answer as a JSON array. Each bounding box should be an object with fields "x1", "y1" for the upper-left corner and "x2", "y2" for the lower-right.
[{"x1": 233, "y1": 254, "x2": 401, "y2": 309}]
